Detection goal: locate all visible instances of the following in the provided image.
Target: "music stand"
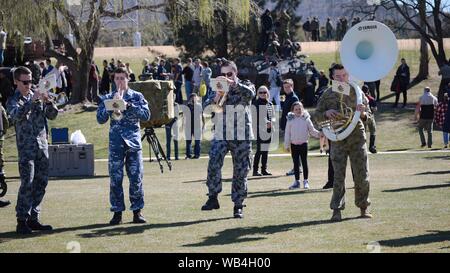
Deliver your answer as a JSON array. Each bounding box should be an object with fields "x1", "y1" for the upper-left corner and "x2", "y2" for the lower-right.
[{"x1": 141, "y1": 126, "x2": 172, "y2": 173}]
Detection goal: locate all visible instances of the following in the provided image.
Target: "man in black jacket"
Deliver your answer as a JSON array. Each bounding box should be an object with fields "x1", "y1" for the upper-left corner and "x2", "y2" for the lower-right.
[{"x1": 394, "y1": 58, "x2": 410, "y2": 108}]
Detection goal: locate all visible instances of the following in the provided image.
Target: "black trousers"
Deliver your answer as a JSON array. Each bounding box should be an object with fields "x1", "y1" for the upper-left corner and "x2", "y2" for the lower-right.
[
  {"x1": 253, "y1": 141, "x2": 269, "y2": 171},
  {"x1": 395, "y1": 90, "x2": 407, "y2": 107},
  {"x1": 327, "y1": 141, "x2": 334, "y2": 183},
  {"x1": 291, "y1": 143, "x2": 308, "y2": 181}
]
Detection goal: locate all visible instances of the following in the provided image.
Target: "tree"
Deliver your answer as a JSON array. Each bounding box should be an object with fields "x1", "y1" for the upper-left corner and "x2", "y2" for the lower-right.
[
  {"x1": 0, "y1": 0, "x2": 253, "y2": 104},
  {"x1": 168, "y1": 0, "x2": 260, "y2": 59}
]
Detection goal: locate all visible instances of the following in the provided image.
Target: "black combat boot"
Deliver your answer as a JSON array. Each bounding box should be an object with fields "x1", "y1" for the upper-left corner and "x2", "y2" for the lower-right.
[
  {"x1": 133, "y1": 209, "x2": 147, "y2": 224},
  {"x1": 0, "y1": 200, "x2": 10, "y2": 207},
  {"x1": 261, "y1": 168, "x2": 272, "y2": 176},
  {"x1": 27, "y1": 219, "x2": 53, "y2": 231},
  {"x1": 201, "y1": 196, "x2": 220, "y2": 210},
  {"x1": 109, "y1": 212, "x2": 122, "y2": 225},
  {"x1": 16, "y1": 220, "x2": 32, "y2": 235},
  {"x1": 233, "y1": 204, "x2": 244, "y2": 219},
  {"x1": 369, "y1": 135, "x2": 377, "y2": 154},
  {"x1": 322, "y1": 181, "x2": 333, "y2": 189},
  {"x1": 253, "y1": 169, "x2": 262, "y2": 176}
]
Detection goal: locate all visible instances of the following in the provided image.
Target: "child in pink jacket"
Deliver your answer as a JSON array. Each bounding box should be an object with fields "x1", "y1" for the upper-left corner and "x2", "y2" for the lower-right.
[{"x1": 284, "y1": 101, "x2": 321, "y2": 189}]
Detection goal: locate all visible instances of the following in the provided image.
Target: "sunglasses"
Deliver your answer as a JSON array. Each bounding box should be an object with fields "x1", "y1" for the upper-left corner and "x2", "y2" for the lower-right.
[
  {"x1": 258, "y1": 92, "x2": 268, "y2": 94},
  {"x1": 18, "y1": 80, "x2": 33, "y2": 85},
  {"x1": 221, "y1": 72, "x2": 234, "y2": 78}
]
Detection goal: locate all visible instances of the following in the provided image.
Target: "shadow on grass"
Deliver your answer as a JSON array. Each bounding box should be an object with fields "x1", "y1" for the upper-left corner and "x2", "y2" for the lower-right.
[
  {"x1": 0, "y1": 223, "x2": 111, "y2": 244},
  {"x1": 414, "y1": 170, "x2": 450, "y2": 176},
  {"x1": 0, "y1": 217, "x2": 233, "y2": 243},
  {"x1": 383, "y1": 182, "x2": 450, "y2": 193},
  {"x1": 77, "y1": 217, "x2": 233, "y2": 238},
  {"x1": 385, "y1": 149, "x2": 409, "y2": 152},
  {"x1": 183, "y1": 216, "x2": 362, "y2": 247},
  {"x1": 182, "y1": 175, "x2": 284, "y2": 184},
  {"x1": 223, "y1": 188, "x2": 337, "y2": 199},
  {"x1": 3, "y1": 175, "x2": 110, "y2": 183},
  {"x1": 49, "y1": 175, "x2": 110, "y2": 181},
  {"x1": 424, "y1": 155, "x2": 450, "y2": 160},
  {"x1": 379, "y1": 230, "x2": 450, "y2": 248}
]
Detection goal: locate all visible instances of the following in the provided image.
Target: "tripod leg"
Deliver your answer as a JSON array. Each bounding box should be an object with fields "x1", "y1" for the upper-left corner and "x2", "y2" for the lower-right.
[
  {"x1": 154, "y1": 133, "x2": 172, "y2": 170},
  {"x1": 149, "y1": 134, "x2": 164, "y2": 173},
  {"x1": 147, "y1": 135, "x2": 153, "y2": 162}
]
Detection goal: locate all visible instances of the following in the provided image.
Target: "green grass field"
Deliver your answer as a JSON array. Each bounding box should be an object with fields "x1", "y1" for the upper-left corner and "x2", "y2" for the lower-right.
[
  {"x1": 0, "y1": 152, "x2": 449, "y2": 252},
  {"x1": 1, "y1": 45, "x2": 449, "y2": 253}
]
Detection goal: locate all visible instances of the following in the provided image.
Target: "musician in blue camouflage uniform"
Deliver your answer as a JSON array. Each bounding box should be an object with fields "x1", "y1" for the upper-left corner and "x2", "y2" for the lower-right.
[
  {"x1": 201, "y1": 60, "x2": 255, "y2": 218},
  {"x1": 314, "y1": 64, "x2": 372, "y2": 222},
  {"x1": 7, "y1": 66, "x2": 58, "y2": 234},
  {"x1": 97, "y1": 67, "x2": 150, "y2": 225}
]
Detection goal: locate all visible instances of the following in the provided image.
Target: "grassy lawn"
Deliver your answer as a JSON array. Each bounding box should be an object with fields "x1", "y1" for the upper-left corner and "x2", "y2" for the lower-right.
[{"x1": 0, "y1": 152, "x2": 449, "y2": 252}]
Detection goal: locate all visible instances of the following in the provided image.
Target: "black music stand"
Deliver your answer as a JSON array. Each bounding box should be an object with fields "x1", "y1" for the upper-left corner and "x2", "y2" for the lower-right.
[{"x1": 141, "y1": 127, "x2": 172, "y2": 173}]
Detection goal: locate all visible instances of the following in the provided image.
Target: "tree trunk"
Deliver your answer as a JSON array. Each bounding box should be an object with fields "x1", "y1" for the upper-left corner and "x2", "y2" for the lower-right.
[
  {"x1": 411, "y1": 0, "x2": 429, "y2": 86},
  {"x1": 70, "y1": 55, "x2": 91, "y2": 104},
  {"x1": 416, "y1": 36, "x2": 429, "y2": 80},
  {"x1": 217, "y1": 11, "x2": 229, "y2": 58}
]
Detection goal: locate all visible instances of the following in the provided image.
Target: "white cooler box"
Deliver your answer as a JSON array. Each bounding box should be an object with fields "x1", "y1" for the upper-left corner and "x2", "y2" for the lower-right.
[{"x1": 48, "y1": 144, "x2": 95, "y2": 177}]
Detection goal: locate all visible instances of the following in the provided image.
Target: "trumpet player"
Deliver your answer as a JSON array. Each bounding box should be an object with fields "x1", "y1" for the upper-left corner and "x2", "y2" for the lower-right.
[
  {"x1": 97, "y1": 67, "x2": 151, "y2": 225},
  {"x1": 201, "y1": 60, "x2": 255, "y2": 218},
  {"x1": 6, "y1": 66, "x2": 58, "y2": 234},
  {"x1": 314, "y1": 64, "x2": 372, "y2": 222}
]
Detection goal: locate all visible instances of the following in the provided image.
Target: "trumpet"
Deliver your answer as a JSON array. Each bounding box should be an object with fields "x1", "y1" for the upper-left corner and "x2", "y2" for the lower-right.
[
  {"x1": 111, "y1": 88, "x2": 126, "y2": 121},
  {"x1": 211, "y1": 78, "x2": 230, "y2": 113},
  {"x1": 212, "y1": 90, "x2": 228, "y2": 113}
]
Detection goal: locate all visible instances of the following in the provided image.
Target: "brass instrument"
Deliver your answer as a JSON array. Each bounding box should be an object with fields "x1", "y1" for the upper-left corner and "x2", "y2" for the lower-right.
[
  {"x1": 211, "y1": 78, "x2": 230, "y2": 113},
  {"x1": 320, "y1": 20, "x2": 398, "y2": 141},
  {"x1": 212, "y1": 90, "x2": 228, "y2": 113},
  {"x1": 318, "y1": 84, "x2": 361, "y2": 142},
  {"x1": 111, "y1": 88, "x2": 126, "y2": 121}
]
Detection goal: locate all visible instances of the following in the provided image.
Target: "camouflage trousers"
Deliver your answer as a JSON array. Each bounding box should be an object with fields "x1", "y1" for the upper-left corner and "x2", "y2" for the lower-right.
[
  {"x1": 206, "y1": 139, "x2": 252, "y2": 206},
  {"x1": 330, "y1": 131, "x2": 371, "y2": 211},
  {"x1": 16, "y1": 149, "x2": 49, "y2": 221},
  {"x1": 365, "y1": 115, "x2": 377, "y2": 136},
  {"x1": 109, "y1": 142, "x2": 144, "y2": 212}
]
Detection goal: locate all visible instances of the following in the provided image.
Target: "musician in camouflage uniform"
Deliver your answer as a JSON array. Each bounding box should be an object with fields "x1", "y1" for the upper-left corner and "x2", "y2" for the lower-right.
[
  {"x1": 97, "y1": 67, "x2": 151, "y2": 225},
  {"x1": 7, "y1": 66, "x2": 58, "y2": 234},
  {"x1": 314, "y1": 64, "x2": 372, "y2": 222},
  {"x1": 201, "y1": 60, "x2": 255, "y2": 218},
  {"x1": 0, "y1": 104, "x2": 10, "y2": 208}
]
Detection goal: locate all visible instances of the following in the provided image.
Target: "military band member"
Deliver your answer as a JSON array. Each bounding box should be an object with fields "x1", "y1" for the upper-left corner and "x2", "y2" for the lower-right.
[
  {"x1": 97, "y1": 67, "x2": 151, "y2": 225},
  {"x1": 314, "y1": 64, "x2": 372, "y2": 222},
  {"x1": 7, "y1": 66, "x2": 58, "y2": 234},
  {"x1": 201, "y1": 60, "x2": 255, "y2": 218}
]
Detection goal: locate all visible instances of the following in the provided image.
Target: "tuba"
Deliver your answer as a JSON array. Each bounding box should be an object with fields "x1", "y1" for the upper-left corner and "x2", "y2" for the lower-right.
[{"x1": 321, "y1": 21, "x2": 398, "y2": 141}]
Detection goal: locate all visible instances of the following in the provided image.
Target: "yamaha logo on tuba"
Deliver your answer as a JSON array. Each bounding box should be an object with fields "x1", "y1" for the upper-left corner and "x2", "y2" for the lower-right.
[{"x1": 358, "y1": 25, "x2": 377, "y2": 32}]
